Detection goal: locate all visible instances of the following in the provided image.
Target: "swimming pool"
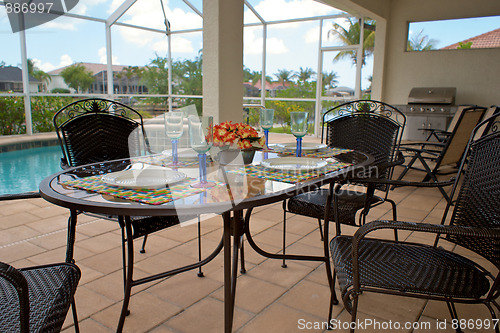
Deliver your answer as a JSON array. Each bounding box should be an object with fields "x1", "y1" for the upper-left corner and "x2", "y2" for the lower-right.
[{"x1": 0, "y1": 145, "x2": 62, "y2": 195}]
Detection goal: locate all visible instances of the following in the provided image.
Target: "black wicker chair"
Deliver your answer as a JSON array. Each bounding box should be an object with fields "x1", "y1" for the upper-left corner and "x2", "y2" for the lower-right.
[
  {"x1": 53, "y1": 99, "x2": 205, "y2": 278},
  {"x1": 396, "y1": 106, "x2": 487, "y2": 201},
  {"x1": 282, "y1": 100, "x2": 406, "y2": 267},
  {"x1": 0, "y1": 261, "x2": 81, "y2": 333},
  {"x1": 329, "y1": 114, "x2": 500, "y2": 332}
]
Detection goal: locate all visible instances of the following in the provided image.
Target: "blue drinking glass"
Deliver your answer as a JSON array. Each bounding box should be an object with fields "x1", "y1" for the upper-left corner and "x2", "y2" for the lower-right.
[
  {"x1": 260, "y1": 108, "x2": 274, "y2": 148},
  {"x1": 165, "y1": 111, "x2": 184, "y2": 164},
  {"x1": 290, "y1": 111, "x2": 309, "y2": 157},
  {"x1": 189, "y1": 115, "x2": 215, "y2": 188}
]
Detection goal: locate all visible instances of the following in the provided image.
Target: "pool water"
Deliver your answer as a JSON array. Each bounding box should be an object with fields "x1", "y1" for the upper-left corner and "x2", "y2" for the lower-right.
[{"x1": 0, "y1": 145, "x2": 62, "y2": 195}]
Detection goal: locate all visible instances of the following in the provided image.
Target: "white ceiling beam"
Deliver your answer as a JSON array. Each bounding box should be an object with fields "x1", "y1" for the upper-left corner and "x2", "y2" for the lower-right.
[{"x1": 107, "y1": 0, "x2": 137, "y2": 26}]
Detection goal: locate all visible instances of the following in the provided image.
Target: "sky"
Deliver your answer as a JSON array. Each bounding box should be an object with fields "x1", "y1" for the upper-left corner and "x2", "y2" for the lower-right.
[{"x1": 1, "y1": 0, "x2": 499, "y2": 90}]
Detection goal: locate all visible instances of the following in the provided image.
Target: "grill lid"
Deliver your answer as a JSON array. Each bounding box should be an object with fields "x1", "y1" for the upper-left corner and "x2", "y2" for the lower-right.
[{"x1": 407, "y1": 87, "x2": 456, "y2": 105}]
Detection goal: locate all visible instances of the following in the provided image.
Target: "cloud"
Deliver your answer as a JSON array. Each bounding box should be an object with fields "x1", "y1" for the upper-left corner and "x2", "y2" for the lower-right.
[
  {"x1": 98, "y1": 47, "x2": 119, "y2": 64},
  {"x1": 152, "y1": 36, "x2": 194, "y2": 54},
  {"x1": 244, "y1": 28, "x2": 288, "y2": 55},
  {"x1": 111, "y1": 1, "x2": 200, "y2": 53},
  {"x1": 34, "y1": 54, "x2": 73, "y2": 72}
]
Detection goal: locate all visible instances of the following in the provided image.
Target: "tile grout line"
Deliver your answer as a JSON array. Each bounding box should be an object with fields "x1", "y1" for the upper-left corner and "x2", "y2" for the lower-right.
[{"x1": 0, "y1": 218, "x2": 101, "y2": 249}]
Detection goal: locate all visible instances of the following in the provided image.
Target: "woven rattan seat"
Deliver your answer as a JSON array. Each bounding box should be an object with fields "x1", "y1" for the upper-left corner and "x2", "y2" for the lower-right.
[
  {"x1": 287, "y1": 189, "x2": 382, "y2": 226},
  {"x1": 331, "y1": 236, "x2": 490, "y2": 299},
  {"x1": 0, "y1": 262, "x2": 80, "y2": 333},
  {"x1": 328, "y1": 115, "x2": 500, "y2": 332}
]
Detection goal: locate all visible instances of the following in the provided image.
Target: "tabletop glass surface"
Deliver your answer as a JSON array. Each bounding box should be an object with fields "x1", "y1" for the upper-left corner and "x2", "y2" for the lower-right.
[{"x1": 42, "y1": 149, "x2": 369, "y2": 214}]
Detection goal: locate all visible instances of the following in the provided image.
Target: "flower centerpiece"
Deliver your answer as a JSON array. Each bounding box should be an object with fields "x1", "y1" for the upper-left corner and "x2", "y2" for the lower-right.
[{"x1": 213, "y1": 121, "x2": 265, "y2": 164}]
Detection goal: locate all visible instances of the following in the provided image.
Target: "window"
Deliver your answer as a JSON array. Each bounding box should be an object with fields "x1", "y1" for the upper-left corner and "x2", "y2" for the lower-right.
[{"x1": 406, "y1": 16, "x2": 500, "y2": 51}]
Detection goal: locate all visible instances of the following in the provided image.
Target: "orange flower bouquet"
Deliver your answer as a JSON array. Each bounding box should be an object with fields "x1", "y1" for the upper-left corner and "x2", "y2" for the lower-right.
[{"x1": 213, "y1": 121, "x2": 266, "y2": 150}]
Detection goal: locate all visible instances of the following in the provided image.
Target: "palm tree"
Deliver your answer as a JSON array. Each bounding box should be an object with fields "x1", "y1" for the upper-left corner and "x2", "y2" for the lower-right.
[
  {"x1": 327, "y1": 18, "x2": 375, "y2": 66},
  {"x1": 407, "y1": 29, "x2": 438, "y2": 51},
  {"x1": 295, "y1": 67, "x2": 316, "y2": 83},
  {"x1": 275, "y1": 69, "x2": 295, "y2": 86},
  {"x1": 321, "y1": 71, "x2": 339, "y2": 90},
  {"x1": 27, "y1": 58, "x2": 51, "y2": 92}
]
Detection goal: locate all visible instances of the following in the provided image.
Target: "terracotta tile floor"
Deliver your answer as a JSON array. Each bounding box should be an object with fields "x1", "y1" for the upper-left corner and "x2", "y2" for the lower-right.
[{"x1": 0, "y1": 134, "x2": 496, "y2": 332}]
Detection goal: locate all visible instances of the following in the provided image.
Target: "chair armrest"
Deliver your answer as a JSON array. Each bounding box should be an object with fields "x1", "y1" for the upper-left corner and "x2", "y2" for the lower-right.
[
  {"x1": 345, "y1": 176, "x2": 455, "y2": 188},
  {"x1": 352, "y1": 220, "x2": 500, "y2": 246},
  {"x1": 0, "y1": 262, "x2": 30, "y2": 332}
]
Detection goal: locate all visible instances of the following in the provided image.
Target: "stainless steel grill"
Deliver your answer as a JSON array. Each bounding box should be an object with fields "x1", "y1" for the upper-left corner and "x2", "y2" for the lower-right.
[{"x1": 394, "y1": 87, "x2": 457, "y2": 141}]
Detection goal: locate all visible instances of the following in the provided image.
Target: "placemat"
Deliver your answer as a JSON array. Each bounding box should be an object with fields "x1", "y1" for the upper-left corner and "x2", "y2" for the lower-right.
[
  {"x1": 226, "y1": 159, "x2": 352, "y2": 184},
  {"x1": 60, "y1": 175, "x2": 222, "y2": 205},
  {"x1": 271, "y1": 147, "x2": 352, "y2": 158}
]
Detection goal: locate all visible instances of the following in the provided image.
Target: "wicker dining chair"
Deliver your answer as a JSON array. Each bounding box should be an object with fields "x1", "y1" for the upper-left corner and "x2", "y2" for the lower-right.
[
  {"x1": 282, "y1": 100, "x2": 406, "y2": 268},
  {"x1": 329, "y1": 114, "x2": 500, "y2": 332},
  {"x1": 53, "y1": 99, "x2": 205, "y2": 273},
  {"x1": 0, "y1": 261, "x2": 81, "y2": 333}
]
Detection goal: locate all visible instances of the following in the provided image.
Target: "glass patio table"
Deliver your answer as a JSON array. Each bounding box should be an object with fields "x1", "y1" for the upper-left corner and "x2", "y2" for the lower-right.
[{"x1": 39, "y1": 149, "x2": 372, "y2": 333}]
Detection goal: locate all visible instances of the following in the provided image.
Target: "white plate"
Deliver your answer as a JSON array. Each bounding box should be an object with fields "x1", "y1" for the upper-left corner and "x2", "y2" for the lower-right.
[
  {"x1": 260, "y1": 157, "x2": 327, "y2": 171},
  {"x1": 102, "y1": 168, "x2": 186, "y2": 189},
  {"x1": 162, "y1": 149, "x2": 201, "y2": 159},
  {"x1": 276, "y1": 142, "x2": 328, "y2": 151}
]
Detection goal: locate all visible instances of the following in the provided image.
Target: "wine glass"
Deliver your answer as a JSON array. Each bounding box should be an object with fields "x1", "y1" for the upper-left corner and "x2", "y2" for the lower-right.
[
  {"x1": 189, "y1": 115, "x2": 215, "y2": 188},
  {"x1": 165, "y1": 111, "x2": 184, "y2": 164},
  {"x1": 260, "y1": 108, "x2": 274, "y2": 149},
  {"x1": 290, "y1": 111, "x2": 309, "y2": 157}
]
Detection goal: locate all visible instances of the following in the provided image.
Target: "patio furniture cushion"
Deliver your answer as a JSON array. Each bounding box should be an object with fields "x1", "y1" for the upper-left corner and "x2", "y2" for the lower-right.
[{"x1": 331, "y1": 235, "x2": 490, "y2": 299}]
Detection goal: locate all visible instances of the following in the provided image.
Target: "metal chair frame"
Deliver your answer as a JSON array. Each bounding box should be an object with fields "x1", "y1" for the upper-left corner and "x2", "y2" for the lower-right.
[
  {"x1": 281, "y1": 100, "x2": 406, "y2": 303},
  {"x1": 396, "y1": 106, "x2": 487, "y2": 201},
  {"x1": 329, "y1": 115, "x2": 500, "y2": 332},
  {"x1": 53, "y1": 98, "x2": 206, "y2": 322}
]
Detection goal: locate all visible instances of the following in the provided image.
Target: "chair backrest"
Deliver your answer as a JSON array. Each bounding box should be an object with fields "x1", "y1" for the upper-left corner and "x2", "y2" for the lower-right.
[
  {"x1": 436, "y1": 106, "x2": 485, "y2": 168},
  {"x1": 473, "y1": 105, "x2": 500, "y2": 140},
  {"x1": 53, "y1": 98, "x2": 149, "y2": 167},
  {"x1": 322, "y1": 100, "x2": 406, "y2": 182},
  {"x1": 444, "y1": 115, "x2": 500, "y2": 268},
  {"x1": 445, "y1": 105, "x2": 471, "y2": 133}
]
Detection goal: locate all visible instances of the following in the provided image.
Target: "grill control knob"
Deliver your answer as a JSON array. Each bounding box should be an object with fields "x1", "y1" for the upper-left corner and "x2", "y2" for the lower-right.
[
  {"x1": 430, "y1": 108, "x2": 435, "y2": 112},
  {"x1": 420, "y1": 107, "x2": 425, "y2": 112},
  {"x1": 409, "y1": 107, "x2": 415, "y2": 112},
  {"x1": 440, "y1": 108, "x2": 446, "y2": 112}
]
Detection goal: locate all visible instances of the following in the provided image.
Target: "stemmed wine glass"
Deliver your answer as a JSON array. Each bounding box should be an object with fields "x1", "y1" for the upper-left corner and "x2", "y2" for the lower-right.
[
  {"x1": 290, "y1": 111, "x2": 309, "y2": 157},
  {"x1": 165, "y1": 111, "x2": 184, "y2": 165},
  {"x1": 189, "y1": 115, "x2": 215, "y2": 188},
  {"x1": 260, "y1": 108, "x2": 274, "y2": 149}
]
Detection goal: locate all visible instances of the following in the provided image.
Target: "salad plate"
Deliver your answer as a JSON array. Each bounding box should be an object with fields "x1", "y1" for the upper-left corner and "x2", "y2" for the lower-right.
[
  {"x1": 102, "y1": 168, "x2": 186, "y2": 189},
  {"x1": 276, "y1": 142, "x2": 328, "y2": 151},
  {"x1": 260, "y1": 157, "x2": 327, "y2": 171}
]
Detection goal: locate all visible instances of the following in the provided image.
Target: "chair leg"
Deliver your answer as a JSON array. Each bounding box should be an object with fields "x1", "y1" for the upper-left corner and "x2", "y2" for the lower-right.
[
  {"x1": 71, "y1": 299, "x2": 80, "y2": 333},
  {"x1": 327, "y1": 269, "x2": 338, "y2": 330},
  {"x1": 317, "y1": 218, "x2": 324, "y2": 241},
  {"x1": 240, "y1": 236, "x2": 246, "y2": 274},
  {"x1": 280, "y1": 200, "x2": 288, "y2": 268},
  {"x1": 140, "y1": 235, "x2": 147, "y2": 253},
  {"x1": 197, "y1": 216, "x2": 204, "y2": 277},
  {"x1": 282, "y1": 204, "x2": 288, "y2": 268},
  {"x1": 485, "y1": 302, "x2": 500, "y2": 333},
  {"x1": 446, "y1": 302, "x2": 463, "y2": 333},
  {"x1": 349, "y1": 294, "x2": 360, "y2": 333},
  {"x1": 387, "y1": 198, "x2": 398, "y2": 241}
]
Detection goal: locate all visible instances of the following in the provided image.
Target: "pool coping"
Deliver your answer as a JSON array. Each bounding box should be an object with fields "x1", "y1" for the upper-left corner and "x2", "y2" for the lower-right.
[{"x1": 0, "y1": 132, "x2": 59, "y2": 153}]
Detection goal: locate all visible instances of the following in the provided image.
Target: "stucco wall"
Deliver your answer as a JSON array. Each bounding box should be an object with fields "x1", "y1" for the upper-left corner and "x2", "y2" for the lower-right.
[{"x1": 382, "y1": 0, "x2": 500, "y2": 106}]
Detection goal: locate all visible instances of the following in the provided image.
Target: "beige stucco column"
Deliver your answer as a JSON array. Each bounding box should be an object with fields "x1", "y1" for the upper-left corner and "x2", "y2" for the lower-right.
[{"x1": 202, "y1": 0, "x2": 244, "y2": 123}]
